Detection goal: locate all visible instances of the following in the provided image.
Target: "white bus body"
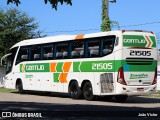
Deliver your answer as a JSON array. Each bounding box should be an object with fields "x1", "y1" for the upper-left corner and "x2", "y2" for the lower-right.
[
  {"x1": 157, "y1": 65, "x2": 160, "y2": 90},
  {"x1": 1, "y1": 30, "x2": 157, "y2": 101}
]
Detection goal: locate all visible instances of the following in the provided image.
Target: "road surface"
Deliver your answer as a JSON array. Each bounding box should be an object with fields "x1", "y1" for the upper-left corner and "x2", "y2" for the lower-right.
[{"x1": 0, "y1": 92, "x2": 160, "y2": 119}]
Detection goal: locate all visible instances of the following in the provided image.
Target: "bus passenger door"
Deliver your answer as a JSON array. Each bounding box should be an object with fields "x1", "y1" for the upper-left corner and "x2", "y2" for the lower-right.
[
  {"x1": 34, "y1": 73, "x2": 56, "y2": 92},
  {"x1": 45, "y1": 73, "x2": 57, "y2": 92}
]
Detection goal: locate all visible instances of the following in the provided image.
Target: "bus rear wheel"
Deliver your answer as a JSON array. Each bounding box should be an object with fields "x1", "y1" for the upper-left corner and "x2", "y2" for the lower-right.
[
  {"x1": 16, "y1": 80, "x2": 24, "y2": 94},
  {"x1": 69, "y1": 81, "x2": 82, "y2": 99},
  {"x1": 115, "y1": 95, "x2": 128, "y2": 102},
  {"x1": 83, "y1": 82, "x2": 95, "y2": 101}
]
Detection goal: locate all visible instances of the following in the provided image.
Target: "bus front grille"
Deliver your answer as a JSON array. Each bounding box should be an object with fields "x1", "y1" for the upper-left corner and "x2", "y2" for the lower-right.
[
  {"x1": 126, "y1": 58, "x2": 154, "y2": 65},
  {"x1": 100, "y1": 73, "x2": 114, "y2": 93}
]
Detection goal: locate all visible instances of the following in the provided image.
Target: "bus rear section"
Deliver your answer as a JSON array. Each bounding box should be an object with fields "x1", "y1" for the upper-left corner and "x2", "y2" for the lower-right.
[{"x1": 116, "y1": 31, "x2": 157, "y2": 96}]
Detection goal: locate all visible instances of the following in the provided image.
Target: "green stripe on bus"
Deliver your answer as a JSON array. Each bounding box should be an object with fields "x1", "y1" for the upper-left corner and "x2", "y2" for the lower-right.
[
  {"x1": 53, "y1": 73, "x2": 59, "y2": 82},
  {"x1": 80, "y1": 60, "x2": 115, "y2": 72},
  {"x1": 20, "y1": 63, "x2": 50, "y2": 72},
  {"x1": 56, "y1": 62, "x2": 63, "y2": 72},
  {"x1": 149, "y1": 36, "x2": 156, "y2": 47},
  {"x1": 73, "y1": 62, "x2": 81, "y2": 72},
  {"x1": 123, "y1": 60, "x2": 157, "y2": 72},
  {"x1": 20, "y1": 64, "x2": 23, "y2": 72},
  {"x1": 73, "y1": 60, "x2": 157, "y2": 72},
  {"x1": 123, "y1": 35, "x2": 146, "y2": 47},
  {"x1": 20, "y1": 60, "x2": 157, "y2": 73},
  {"x1": 123, "y1": 35, "x2": 156, "y2": 48}
]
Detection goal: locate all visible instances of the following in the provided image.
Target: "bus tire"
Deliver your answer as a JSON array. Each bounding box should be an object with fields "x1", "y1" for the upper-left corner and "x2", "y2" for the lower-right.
[
  {"x1": 115, "y1": 95, "x2": 128, "y2": 102},
  {"x1": 83, "y1": 82, "x2": 95, "y2": 101},
  {"x1": 69, "y1": 81, "x2": 82, "y2": 99},
  {"x1": 16, "y1": 80, "x2": 24, "y2": 94}
]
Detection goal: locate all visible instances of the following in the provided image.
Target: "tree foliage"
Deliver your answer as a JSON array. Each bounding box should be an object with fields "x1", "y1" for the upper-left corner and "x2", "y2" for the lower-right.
[
  {"x1": 0, "y1": 8, "x2": 44, "y2": 58},
  {"x1": 7, "y1": 0, "x2": 72, "y2": 10},
  {"x1": 101, "y1": 0, "x2": 120, "y2": 31}
]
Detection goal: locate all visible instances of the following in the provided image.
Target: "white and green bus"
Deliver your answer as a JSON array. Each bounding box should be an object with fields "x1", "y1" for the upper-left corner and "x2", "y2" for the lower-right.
[{"x1": 1, "y1": 30, "x2": 157, "y2": 102}]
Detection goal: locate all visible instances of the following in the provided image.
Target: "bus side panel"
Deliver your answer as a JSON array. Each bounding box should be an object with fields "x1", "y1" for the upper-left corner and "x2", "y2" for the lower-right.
[
  {"x1": 64, "y1": 72, "x2": 80, "y2": 93},
  {"x1": 93, "y1": 53, "x2": 115, "y2": 96},
  {"x1": 114, "y1": 50, "x2": 123, "y2": 95},
  {"x1": 79, "y1": 72, "x2": 95, "y2": 93},
  {"x1": 4, "y1": 72, "x2": 15, "y2": 89}
]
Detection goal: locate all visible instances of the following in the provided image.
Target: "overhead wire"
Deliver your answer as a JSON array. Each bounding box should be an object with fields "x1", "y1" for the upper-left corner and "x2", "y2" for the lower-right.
[{"x1": 40, "y1": 21, "x2": 160, "y2": 34}]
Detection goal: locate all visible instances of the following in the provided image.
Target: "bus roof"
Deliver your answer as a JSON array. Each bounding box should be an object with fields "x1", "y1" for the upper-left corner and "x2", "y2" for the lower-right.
[{"x1": 10, "y1": 30, "x2": 155, "y2": 49}]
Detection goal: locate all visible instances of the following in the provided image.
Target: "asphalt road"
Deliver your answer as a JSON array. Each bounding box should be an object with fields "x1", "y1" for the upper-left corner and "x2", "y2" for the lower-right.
[{"x1": 0, "y1": 92, "x2": 160, "y2": 119}]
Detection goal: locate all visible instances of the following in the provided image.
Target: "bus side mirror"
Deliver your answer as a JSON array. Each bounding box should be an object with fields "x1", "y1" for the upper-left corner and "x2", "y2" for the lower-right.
[
  {"x1": 3, "y1": 60, "x2": 6, "y2": 66},
  {"x1": 1, "y1": 53, "x2": 11, "y2": 66},
  {"x1": 1, "y1": 58, "x2": 6, "y2": 66},
  {"x1": 1, "y1": 60, "x2": 6, "y2": 66}
]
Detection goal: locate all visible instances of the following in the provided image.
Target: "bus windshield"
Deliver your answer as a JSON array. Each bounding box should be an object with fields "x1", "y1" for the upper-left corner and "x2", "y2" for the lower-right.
[{"x1": 4, "y1": 47, "x2": 18, "y2": 74}]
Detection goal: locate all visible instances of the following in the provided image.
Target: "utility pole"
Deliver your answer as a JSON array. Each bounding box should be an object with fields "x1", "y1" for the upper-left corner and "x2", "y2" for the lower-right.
[
  {"x1": 104, "y1": 0, "x2": 108, "y2": 19},
  {"x1": 104, "y1": 0, "x2": 116, "y2": 19},
  {"x1": 104, "y1": 0, "x2": 109, "y2": 19},
  {"x1": 101, "y1": 0, "x2": 116, "y2": 31},
  {"x1": 101, "y1": 0, "x2": 110, "y2": 31}
]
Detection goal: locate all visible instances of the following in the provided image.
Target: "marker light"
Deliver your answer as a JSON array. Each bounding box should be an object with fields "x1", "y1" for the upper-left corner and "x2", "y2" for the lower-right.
[
  {"x1": 117, "y1": 67, "x2": 127, "y2": 85},
  {"x1": 152, "y1": 67, "x2": 157, "y2": 85}
]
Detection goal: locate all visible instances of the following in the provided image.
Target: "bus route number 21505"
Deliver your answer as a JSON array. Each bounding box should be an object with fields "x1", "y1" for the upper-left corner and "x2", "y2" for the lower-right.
[
  {"x1": 92, "y1": 63, "x2": 113, "y2": 70},
  {"x1": 130, "y1": 50, "x2": 151, "y2": 56}
]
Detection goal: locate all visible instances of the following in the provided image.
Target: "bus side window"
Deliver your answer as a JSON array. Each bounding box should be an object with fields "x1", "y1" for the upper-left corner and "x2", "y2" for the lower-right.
[
  {"x1": 31, "y1": 46, "x2": 41, "y2": 61},
  {"x1": 16, "y1": 47, "x2": 29, "y2": 65},
  {"x1": 43, "y1": 45, "x2": 54, "y2": 60},
  {"x1": 102, "y1": 38, "x2": 114, "y2": 56},
  {"x1": 71, "y1": 41, "x2": 85, "y2": 58},
  {"x1": 55, "y1": 42, "x2": 68, "y2": 59},
  {"x1": 87, "y1": 39, "x2": 100, "y2": 58}
]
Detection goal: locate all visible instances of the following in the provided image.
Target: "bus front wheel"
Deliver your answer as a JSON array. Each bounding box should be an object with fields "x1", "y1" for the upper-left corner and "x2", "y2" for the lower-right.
[
  {"x1": 16, "y1": 80, "x2": 24, "y2": 94},
  {"x1": 83, "y1": 82, "x2": 95, "y2": 101},
  {"x1": 69, "y1": 81, "x2": 82, "y2": 99}
]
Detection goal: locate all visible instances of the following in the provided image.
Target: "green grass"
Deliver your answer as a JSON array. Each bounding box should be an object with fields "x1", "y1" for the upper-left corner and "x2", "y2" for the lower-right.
[
  {"x1": 152, "y1": 91, "x2": 160, "y2": 97},
  {"x1": 146, "y1": 91, "x2": 160, "y2": 97},
  {"x1": 0, "y1": 87, "x2": 17, "y2": 93},
  {"x1": 0, "y1": 87, "x2": 160, "y2": 97}
]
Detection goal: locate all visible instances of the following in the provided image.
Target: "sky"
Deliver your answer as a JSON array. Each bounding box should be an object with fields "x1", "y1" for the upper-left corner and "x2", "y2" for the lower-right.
[{"x1": 0, "y1": 0, "x2": 160, "y2": 46}]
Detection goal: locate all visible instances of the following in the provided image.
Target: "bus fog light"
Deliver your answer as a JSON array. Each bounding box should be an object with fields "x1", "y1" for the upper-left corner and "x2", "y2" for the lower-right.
[
  {"x1": 123, "y1": 87, "x2": 126, "y2": 90},
  {"x1": 118, "y1": 78, "x2": 123, "y2": 83}
]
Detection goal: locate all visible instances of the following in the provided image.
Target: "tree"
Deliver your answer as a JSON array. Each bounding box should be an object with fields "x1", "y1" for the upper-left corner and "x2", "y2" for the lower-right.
[
  {"x1": 101, "y1": 0, "x2": 120, "y2": 31},
  {"x1": 7, "y1": 0, "x2": 72, "y2": 10},
  {"x1": 0, "y1": 8, "x2": 44, "y2": 58}
]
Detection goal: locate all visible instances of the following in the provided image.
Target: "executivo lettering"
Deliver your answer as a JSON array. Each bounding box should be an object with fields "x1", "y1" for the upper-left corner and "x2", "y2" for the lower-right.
[{"x1": 130, "y1": 73, "x2": 148, "y2": 79}]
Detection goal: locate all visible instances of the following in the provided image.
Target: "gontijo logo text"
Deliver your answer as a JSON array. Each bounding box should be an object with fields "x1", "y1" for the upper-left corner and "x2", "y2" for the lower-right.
[
  {"x1": 20, "y1": 61, "x2": 115, "y2": 73},
  {"x1": 123, "y1": 35, "x2": 156, "y2": 48},
  {"x1": 124, "y1": 39, "x2": 146, "y2": 44},
  {"x1": 20, "y1": 63, "x2": 49, "y2": 72}
]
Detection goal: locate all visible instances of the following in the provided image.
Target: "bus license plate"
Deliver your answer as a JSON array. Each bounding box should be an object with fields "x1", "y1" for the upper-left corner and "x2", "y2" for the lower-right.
[{"x1": 137, "y1": 88, "x2": 144, "y2": 92}]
